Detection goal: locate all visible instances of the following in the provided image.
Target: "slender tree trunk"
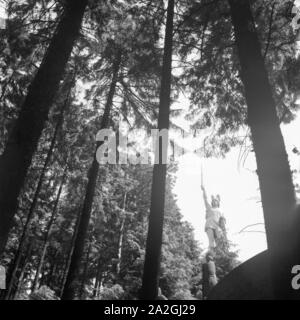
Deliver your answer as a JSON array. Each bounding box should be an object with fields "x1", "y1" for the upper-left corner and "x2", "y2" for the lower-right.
[
  {"x1": 0, "y1": 0, "x2": 88, "y2": 255},
  {"x1": 13, "y1": 241, "x2": 33, "y2": 300},
  {"x1": 54, "y1": 262, "x2": 65, "y2": 289},
  {"x1": 228, "y1": 0, "x2": 297, "y2": 299},
  {"x1": 14, "y1": 263, "x2": 26, "y2": 300},
  {"x1": 59, "y1": 208, "x2": 82, "y2": 298},
  {"x1": 61, "y1": 53, "x2": 122, "y2": 300},
  {"x1": 4, "y1": 94, "x2": 69, "y2": 300},
  {"x1": 140, "y1": 0, "x2": 174, "y2": 300},
  {"x1": 79, "y1": 242, "x2": 92, "y2": 299},
  {"x1": 96, "y1": 275, "x2": 103, "y2": 299},
  {"x1": 32, "y1": 165, "x2": 68, "y2": 292},
  {"x1": 45, "y1": 249, "x2": 59, "y2": 288},
  {"x1": 116, "y1": 192, "x2": 127, "y2": 276},
  {"x1": 93, "y1": 256, "x2": 103, "y2": 298}
]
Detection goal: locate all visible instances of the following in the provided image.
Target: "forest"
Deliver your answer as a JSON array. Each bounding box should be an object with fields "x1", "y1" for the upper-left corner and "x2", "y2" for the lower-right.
[{"x1": 0, "y1": 0, "x2": 300, "y2": 300}]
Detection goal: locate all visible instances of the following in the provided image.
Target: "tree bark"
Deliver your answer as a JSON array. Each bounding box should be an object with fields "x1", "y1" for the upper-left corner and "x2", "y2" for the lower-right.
[
  {"x1": 45, "y1": 249, "x2": 59, "y2": 288},
  {"x1": 13, "y1": 241, "x2": 33, "y2": 300},
  {"x1": 79, "y1": 242, "x2": 92, "y2": 299},
  {"x1": 93, "y1": 258, "x2": 102, "y2": 298},
  {"x1": 32, "y1": 165, "x2": 68, "y2": 292},
  {"x1": 116, "y1": 192, "x2": 127, "y2": 276},
  {"x1": 61, "y1": 54, "x2": 122, "y2": 300},
  {"x1": 140, "y1": 0, "x2": 174, "y2": 300},
  {"x1": 59, "y1": 209, "x2": 82, "y2": 298},
  {"x1": 0, "y1": 0, "x2": 88, "y2": 255},
  {"x1": 228, "y1": 0, "x2": 297, "y2": 299}
]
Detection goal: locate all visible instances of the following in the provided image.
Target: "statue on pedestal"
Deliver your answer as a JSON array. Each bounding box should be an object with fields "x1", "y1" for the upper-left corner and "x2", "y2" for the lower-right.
[
  {"x1": 201, "y1": 184, "x2": 226, "y2": 250},
  {"x1": 200, "y1": 171, "x2": 228, "y2": 298}
]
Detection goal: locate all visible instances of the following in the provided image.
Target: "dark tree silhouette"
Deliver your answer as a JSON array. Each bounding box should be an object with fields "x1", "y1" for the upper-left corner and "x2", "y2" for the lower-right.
[
  {"x1": 0, "y1": 0, "x2": 88, "y2": 255},
  {"x1": 61, "y1": 53, "x2": 122, "y2": 300},
  {"x1": 4, "y1": 82, "x2": 73, "y2": 300},
  {"x1": 32, "y1": 165, "x2": 68, "y2": 292},
  {"x1": 228, "y1": 0, "x2": 297, "y2": 299},
  {"x1": 140, "y1": 0, "x2": 174, "y2": 300}
]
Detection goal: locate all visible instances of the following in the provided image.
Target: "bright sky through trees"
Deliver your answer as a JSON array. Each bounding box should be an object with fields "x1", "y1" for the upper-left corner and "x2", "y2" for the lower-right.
[{"x1": 174, "y1": 112, "x2": 300, "y2": 262}]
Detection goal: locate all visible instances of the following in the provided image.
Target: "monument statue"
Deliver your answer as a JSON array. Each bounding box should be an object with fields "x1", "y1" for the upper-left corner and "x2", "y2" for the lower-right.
[
  {"x1": 201, "y1": 184, "x2": 226, "y2": 250},
  {"x1": 200, "y1": 167, "x2": 228, "y2": 298}
]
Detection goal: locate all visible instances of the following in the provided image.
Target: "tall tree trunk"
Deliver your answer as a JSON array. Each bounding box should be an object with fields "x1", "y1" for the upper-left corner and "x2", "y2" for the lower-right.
[
  {"x1": 61, "y1": 53, "x2": 121, "y2": 300},
  {"x1": 0, "y1": 0, "x2": 88, "y2": 255},
  {"x1": 14, "y1": 263, "x2": 26, "y2": 300},
  {"x1": 228, "y1": 0, "x2": 297, "y2": 299},
  {"x1": 140, "y1": 0, "x2": 174, "y2": 300},
  {"x1": 45, "y1": 249, "x2": 59, "y2": 288},
  {"x1": 116, "y1": 192, "x2": 127, "y2": 276},
  {"x1": 59, "y1": 208, "x2": 82, "y2": 298},
  {"x1": 93, "y1": 257, "x2": 102, "y2": 298},
  {"x1": 79, "y1": 242, "x2": 92, "y2": 299},
  {"x1": 32, "y1": 165, "x2": 68, "y2": 292},
  {"x1": 4, "y1": 94, "x2": 69, "y2": 300},
  {"x1": 13, "y1": 241, "x2": 33, "y2": 300}
]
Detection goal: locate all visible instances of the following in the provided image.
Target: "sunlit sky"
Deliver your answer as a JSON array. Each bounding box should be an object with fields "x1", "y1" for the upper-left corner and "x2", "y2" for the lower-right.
[
  {"x1": 173, "y1": 110, "x2": 300, "y2": 262},
  {"x1": 170, "y1": 0, "x2": 300, "y2": 262}
]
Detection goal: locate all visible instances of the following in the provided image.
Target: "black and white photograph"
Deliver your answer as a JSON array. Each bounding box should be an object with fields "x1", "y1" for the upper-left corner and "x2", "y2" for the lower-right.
[{"x1": 0, "y1": 0, "x2": 300, "y2": 304}]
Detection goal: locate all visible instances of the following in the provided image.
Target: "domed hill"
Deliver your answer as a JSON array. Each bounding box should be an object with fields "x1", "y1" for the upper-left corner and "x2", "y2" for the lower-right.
[{"x1": 208, "y1": 251, "x2": 274, "y2": 300}]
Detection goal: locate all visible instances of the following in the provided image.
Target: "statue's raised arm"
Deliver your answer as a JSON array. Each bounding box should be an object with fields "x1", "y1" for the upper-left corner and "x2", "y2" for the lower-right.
[{"x1": 201, "y1": 184, "x2": 212, "y2": 212}]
